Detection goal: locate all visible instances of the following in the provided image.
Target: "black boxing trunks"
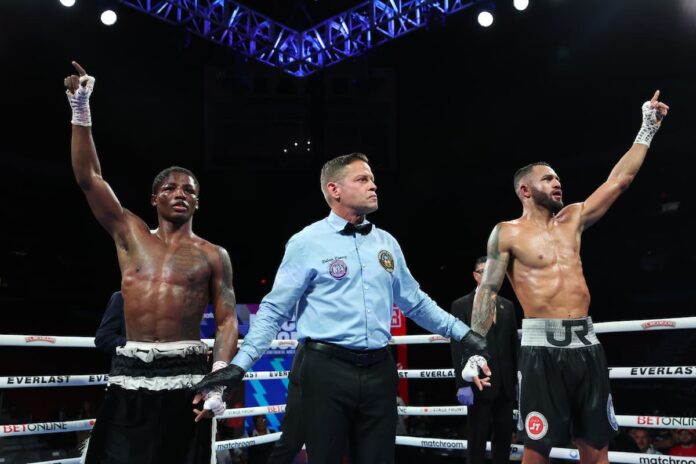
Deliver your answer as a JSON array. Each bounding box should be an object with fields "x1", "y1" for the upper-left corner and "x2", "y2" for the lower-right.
[
  {"x1": 83, "y1": 341, "x2": 215, "y2": 464},
  {"x1": 517, "y1": 317, "x2": 618, "y2": 449}
]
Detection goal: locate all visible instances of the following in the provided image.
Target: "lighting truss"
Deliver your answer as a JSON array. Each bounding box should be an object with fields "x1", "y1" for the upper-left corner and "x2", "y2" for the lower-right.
[{"x1": 118, "y1": 0, "x2": 477, "y2": 77}]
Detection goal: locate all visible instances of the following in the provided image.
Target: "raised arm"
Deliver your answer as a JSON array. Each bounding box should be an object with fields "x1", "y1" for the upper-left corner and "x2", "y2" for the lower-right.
[
  {"x1": 65, "y1": 61, "x2": 125, "y2": 235},
  {"x1": 580, "y1": 90, "x2": 669, "y2": 229},
  {"x1": 471, "y1": 223, "x2": 510, "y2": 336}
]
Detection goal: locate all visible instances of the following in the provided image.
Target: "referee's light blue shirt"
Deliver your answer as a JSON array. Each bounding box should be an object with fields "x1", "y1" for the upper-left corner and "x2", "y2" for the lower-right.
[{"x1": 232, "y1": 211, "x2": 469, "y2": 370}]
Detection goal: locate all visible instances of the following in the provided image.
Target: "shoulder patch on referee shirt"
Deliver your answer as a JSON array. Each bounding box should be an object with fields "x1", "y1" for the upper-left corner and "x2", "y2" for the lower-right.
[{"x1": 378, "y1": 250, "x2": 394, "y2": 273}]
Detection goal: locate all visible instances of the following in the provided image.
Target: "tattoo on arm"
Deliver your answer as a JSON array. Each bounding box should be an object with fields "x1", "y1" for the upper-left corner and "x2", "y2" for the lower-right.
[
  {"x1": 471, "y1": 225, "x2": 509, "y2": 336},
  {"x1": 218, "y1": 248, "x2": 236, "y2": 309},
  {"x1": 213, "y1": 247, "x2": 238, "y2": 363}
]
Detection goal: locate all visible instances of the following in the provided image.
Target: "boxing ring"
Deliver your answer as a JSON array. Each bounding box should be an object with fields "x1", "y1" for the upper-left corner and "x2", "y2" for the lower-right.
[{"x1": 2, "y1": 316, "x2": 695, "y2": 464}]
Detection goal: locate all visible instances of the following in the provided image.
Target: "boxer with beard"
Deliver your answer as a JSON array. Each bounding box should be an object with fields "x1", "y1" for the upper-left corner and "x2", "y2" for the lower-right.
[{"x1": 467, "y1": 91, "x2": 669, "y2": 464}]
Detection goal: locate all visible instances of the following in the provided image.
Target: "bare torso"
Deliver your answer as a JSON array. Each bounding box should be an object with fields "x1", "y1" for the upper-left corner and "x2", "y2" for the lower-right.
[
  {"x1": 117, "y1": 211, "x2": 216, "y2": 342},
  {"x1": 504, "y1": 204, "x2": 590, "y2": 319}
]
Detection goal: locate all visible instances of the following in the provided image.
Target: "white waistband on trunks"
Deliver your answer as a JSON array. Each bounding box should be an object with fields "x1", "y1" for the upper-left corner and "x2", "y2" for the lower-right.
[
  {"x1": 110, "y1": 341, "x2": 208, "y2": 390},
  {"x1": 108, "y1": 374, "x2": 206, "y2": 391},
  {"x1": 521, "y1": 316, "x2": 600, "y2": 348},
  {"x1": 115, "y1": 340, "x2": 208, "y2": 362}
]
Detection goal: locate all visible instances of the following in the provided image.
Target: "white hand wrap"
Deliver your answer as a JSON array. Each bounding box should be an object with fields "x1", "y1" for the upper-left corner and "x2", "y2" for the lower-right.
[
  {"x1": 203, "y1": 361, "x2": 228, "y2": 417},
  {"x1": 461, "y1": 355, "x2": 487, "y2": 382},
  {"x1": 203, "y1": 390, "x2": 226, "y2": 416},
  {"x1": 66, "y1": 74, "x2": 95, "y2": 127},
  {"x1": 634, "y1": 100, "x2": 661, "y2": 147}
]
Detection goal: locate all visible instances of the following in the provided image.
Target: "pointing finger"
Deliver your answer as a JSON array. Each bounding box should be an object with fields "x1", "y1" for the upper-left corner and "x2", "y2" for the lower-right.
[
  {"x1": 71, "y1": 61, "x2": 87, "y2": 76},
  {"x1": 650, "y1": 90, "x2": 660, "y2": 105}
]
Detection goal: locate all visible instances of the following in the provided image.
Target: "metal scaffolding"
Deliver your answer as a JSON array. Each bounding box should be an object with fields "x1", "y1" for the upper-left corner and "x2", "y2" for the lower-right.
[{"x1": 118, "y1": 0, "x2": 477, "y2": 76}]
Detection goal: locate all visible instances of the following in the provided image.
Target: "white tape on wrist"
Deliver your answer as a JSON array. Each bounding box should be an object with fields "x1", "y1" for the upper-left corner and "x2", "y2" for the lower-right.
[
  {"x1": 203, "y1": 391, "x2": 227, "y2": 416},
  {"x1": 634, "y1": 100, "x2": 661, "y2": 147},
  {"x1": 461, "y1": 355, "x2": 487, "y2": 382},
  {"x1": 66, "y1": 75, "x2": 95, "y2": 127},
  {"x1": 202, "y1": 360, "x2": 228, "y2": 416},
  {"x1": 212, "y1": 361, "x2": 228, "y2": 372}
]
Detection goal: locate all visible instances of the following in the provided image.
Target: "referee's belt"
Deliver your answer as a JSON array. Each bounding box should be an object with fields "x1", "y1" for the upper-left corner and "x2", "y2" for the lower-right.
[{"x1": 304, "y1": 340, "x2": 389, "y2": 367}]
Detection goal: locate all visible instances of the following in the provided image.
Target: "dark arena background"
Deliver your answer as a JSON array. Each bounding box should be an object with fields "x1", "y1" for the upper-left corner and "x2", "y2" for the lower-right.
[{"x1": 1, "y1": 0, "x2": 695, "y2": 463}]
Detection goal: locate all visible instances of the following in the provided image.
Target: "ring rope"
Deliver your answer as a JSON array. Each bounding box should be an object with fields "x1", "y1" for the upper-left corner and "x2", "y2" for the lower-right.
[
  {"x1": 5, "y1": 410, "x2": 695, "y2": 438},
  {"x1": 2, "y1": 366, "x2": 694, "y2": 389},
  {"x1": 26, "y1": 437, "x2": 696, "y2": 464},
  {"x1": 395, "y1": 437, "x2": 696, "y2": 464},
  {"x1": 7, "y1": 315, "x2": 694, "y2": 462},
  {"x1": 215, "y1": 431, "x2": 283, "y2": 450},
  {"x1": 2, "y1": 316, "x2": 694, "y2": 348}
]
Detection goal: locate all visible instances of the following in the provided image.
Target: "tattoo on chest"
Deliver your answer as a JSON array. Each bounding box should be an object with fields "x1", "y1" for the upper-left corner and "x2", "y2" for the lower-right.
[{"x1": 166, "y1": 244, "x2": 209, "y2": 277}]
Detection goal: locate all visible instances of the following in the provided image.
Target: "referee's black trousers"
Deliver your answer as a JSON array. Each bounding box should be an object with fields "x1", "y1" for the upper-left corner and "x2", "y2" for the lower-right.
[
  {"x1": 267, "y1": 349, "x2": 305, "y2": 464},
  {"x1": 467, "y1": 397, "x2": 514, "y2": 464},
  {"x1": 301, "y1": 344, "x2": 398, "y2": 464}
]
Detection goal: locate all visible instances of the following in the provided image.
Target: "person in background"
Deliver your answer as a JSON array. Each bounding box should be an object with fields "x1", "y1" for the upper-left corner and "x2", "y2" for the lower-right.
[
  {"x1": 94, "y1": 291, "x2": 126, "y2": 356},
  {"x1": 631, "y1": 428, "x2": 662, "y2": 455},
  {"x1": 450, "y1": 256, "x2": 518, "y2": 464},
  {"x1": 669, "y1": 429, "x2": 696, "y2": 457}
]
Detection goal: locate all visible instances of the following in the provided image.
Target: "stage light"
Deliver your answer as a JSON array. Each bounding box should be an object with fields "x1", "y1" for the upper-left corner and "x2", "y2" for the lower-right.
[
  {"x1": 59, "y1": 0, "x2": 76, "y2": 7},
  {"x1": 100, "y1": 9, "x2": 117, "y2": 26},
  {"x1": 513, "y1": 0, "x2": 529, "y2": 11},
  {"x1": 477, "y1": 10, "x2": 494, "y2": 27}
]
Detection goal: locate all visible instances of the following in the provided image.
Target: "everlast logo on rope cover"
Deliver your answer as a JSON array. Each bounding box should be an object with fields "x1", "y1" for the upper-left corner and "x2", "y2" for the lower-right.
[
  {"x1": 419, "y1": 370, "x2": 454, "y2": 378},
  {"x1": 7, "y1": 376, "x2": 72, "y2": 385},
  {"x1": 630, "y1": 367, "x2": 694, "y2": 375},
  {"x1": 546, "y1": 319, "x2": 591, "y2": 347}
]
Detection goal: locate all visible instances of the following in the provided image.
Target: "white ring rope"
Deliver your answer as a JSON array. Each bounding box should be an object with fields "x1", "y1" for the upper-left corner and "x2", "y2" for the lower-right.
[
  {"x1": 395, "y1": 437, "x2": 696, "y2": 464},
  {"x1": 2, "y1": 419, "x2": 94, "y2": 436},
  {"x1": 28, "y1": 460, "x2": 81, "y2": 464},
  {"x1": 218, "y1": 404, "x2": 286, "y2": 419},
  {"x1": 2, "y1": 366, "x2": 694, "y2": 389},
  {"x1": 7, "y1": 315, "x2": 694, "y2": 462},
  {"x1": 5, "y1": 409, "x2": 695, "y2": 438},
  {"x1": 2, "y1": 316, "x2": 694, "y2": 348},
  {"x1": 399, "y1": 405, "x2": 470, "y2": 415},
  {"x1": 215, "y1": 431, "x2": 283, "y2": 450},
  {"x1": 25, "y1": 437, "x2": 696, "y2": 464}
]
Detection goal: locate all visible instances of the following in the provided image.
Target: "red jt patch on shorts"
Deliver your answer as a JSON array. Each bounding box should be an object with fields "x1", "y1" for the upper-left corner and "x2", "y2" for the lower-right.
[{"x1": 526, "y1": 412, "x2": 548, "y2": 440}]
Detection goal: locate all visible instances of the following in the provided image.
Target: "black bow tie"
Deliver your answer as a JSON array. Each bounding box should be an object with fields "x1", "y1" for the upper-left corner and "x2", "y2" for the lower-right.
[{"x1": 341, "y1": 222, "x2": 373, "y2": 236}]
